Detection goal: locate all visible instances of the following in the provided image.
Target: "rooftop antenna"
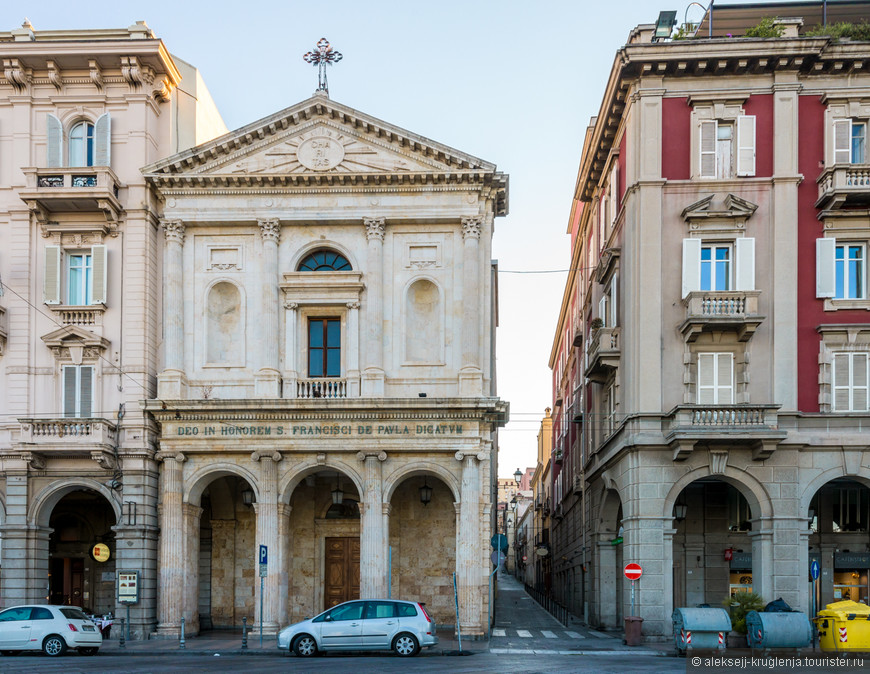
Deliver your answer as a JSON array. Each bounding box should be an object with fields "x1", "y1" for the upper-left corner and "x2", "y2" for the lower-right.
[{"x1": 303, "y1": 38, "x2": 343, "y2": 97}]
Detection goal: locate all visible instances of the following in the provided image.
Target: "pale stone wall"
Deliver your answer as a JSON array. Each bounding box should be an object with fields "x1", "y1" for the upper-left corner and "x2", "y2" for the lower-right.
[{"x1": 389, "y1": 477, "x2": 456, "y2": 625}]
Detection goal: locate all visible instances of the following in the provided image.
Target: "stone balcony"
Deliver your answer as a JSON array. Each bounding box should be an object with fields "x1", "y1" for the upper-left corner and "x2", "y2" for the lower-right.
[
  {"x1": 48, "y1": 304, "x2": 106, "y2": 327},
  {"x1": 294, "y1": 377, "x2": 349, "y2": 399},
  {"x1": 679, "y1": 290, "x2": 764, "y2": 342},
  {"x1": 19, "y1": 166, "x2": 123, "y2": 231},
  {"x1": 16, "y1": 417, "x2": 118, "y2": 468},
  {"x1": 664, "y1": 404, "x2": 785, "y2": 461},
  {"x1": 585, "y1": 326, "x2": 620, "y2": 384},
  {"x1": 816, "y1": 164, "x2": 870, "y2": 209}
]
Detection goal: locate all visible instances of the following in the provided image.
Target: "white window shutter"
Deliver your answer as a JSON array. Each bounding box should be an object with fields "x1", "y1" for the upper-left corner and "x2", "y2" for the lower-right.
[
  {"x1": 63, "y1": 366, "x2": 78, "y2": 417},
  {"x1": 698, "y1": 353, "x2": 715, "y2": 404},
  {"x1": 833, "y1": 353, "x2": 851, "y2": 411},
  {"x1": 682, "y1": 238, "x2": 701, "y2": 298},
  {"x1": 90, "y1": 245, "x2": 107, "y2": 304},
  {"x1": 599, "y1": 296, "x2": 608, "y2": 326},
  {"x1": 43, "y1": 245, "x2": 62, "y2": 304},
  {"x1": 79, "y1": 366, "x2": 93, "y2": 417},
  {"x1": 816, "y1": 237, "x2": 836, "y2": 298},
  {"x1": 46, "y1": 113, "x2": 63, "y2": 168},
  {"x1": 833, "y1": 119, "x2": 851, "y2": 164},
  {"x1": 700, "y1": 120, "x2": 717, "y2": 178},
  {"x1": 610, "y1": 164, "x2": 619, "y2": 226},
  {"x1": 94, "y1": 113, "x2": 111, "y2": 167},
  {"x1": 717, "y1": 353, "x2": 734, "y2": 404},
  {"x1": 737, "y1": 115, "x2": 756, "y2": 177},
  {"x1": 610, "y1": 279, "x2": 618, "y2": 327},
  {"x1": 735, "y1": 238, "x2": 756, "y2": 291},
  {"x1": 853, "y1": 353, "x2": 868, "y2": 411}
]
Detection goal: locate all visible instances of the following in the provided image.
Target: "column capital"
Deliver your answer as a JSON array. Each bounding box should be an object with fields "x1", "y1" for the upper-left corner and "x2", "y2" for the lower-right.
[
  {"x1": 461, "y1": 216, "x2": 482, "y2": 240},
  {"x1": 258, "y1": 218, "x2": 281, "y2": 243},
  {"x1": 356, "y1": 451, "x2": 387, "y2": 462},
  {"x1": 161, "y1": 219, "x2": 185, "y2": 244},
  {"x1": 283, "y1": 298, "x2": 299, "y2": 310},
  {"x1": 155, "y1": 451, "x2": 186, "y2": 464},
  {"x1": 454, "y1": 450, "x2": 486, "y2": 462},
  {"x1": 251, "y1": 450, "x2": 283, "y2": 463},
  {"x1": 182, "y1": 503, "x2": 203, "y2": 520},
  {"x1": 382, "y1": 502, "x2": 392, "y2": 517},
  {"x1": 346, "y1": 301, "x2": 360, "y2": 310},
  {"x1": 364, "y1": 217, "x2": 385, "y2": 241}
]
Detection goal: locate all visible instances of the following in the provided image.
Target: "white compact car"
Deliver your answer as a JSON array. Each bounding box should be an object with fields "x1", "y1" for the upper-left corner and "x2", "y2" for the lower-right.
[
  {"x1": 0, "y1": 605, "x2": 102, "y2": 656},
  {"x1": 277, "y1": 599, "x2": 438, "y2": 657}
]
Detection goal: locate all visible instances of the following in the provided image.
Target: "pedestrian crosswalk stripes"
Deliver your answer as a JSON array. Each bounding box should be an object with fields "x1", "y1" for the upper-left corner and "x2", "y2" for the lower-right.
[
  {"x1": 492, "y1": 628, "x2": 506, "y2": 637},
  {"x1": 542, "y1": 630, "x2": 557, "y2": 639},
  {"x1": 491, "y1": 628, "x2": 616, "y2": 640},
  {"x1": 516, "y1": 629, "x2": 533, "y2": 638},
  {"x1": 564, "y1": 630, "x2": 584, "y2": 639}
]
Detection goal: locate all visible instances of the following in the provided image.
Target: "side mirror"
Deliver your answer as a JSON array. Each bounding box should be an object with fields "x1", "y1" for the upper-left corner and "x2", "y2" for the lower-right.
[{"x1": 324, "y1": 615, "x2": 333, "y2": 622}]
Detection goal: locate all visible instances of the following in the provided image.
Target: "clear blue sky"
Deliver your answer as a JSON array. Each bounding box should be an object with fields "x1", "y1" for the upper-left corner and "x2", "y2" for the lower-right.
[{"x1": 6, "y1": 0, "x2": 768, "y2": 476}]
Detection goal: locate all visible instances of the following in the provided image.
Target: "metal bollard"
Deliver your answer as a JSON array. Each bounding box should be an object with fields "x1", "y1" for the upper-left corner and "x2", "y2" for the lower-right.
[
  {"x1": 180, "y1": 616, "x2": 186, "y2": 649},
  {"x1": 119, "y1": 618, "x2": 126, "y2": 648},
  {"x1": 242, "y1": 616, "x2": 248, "y2": 650}
]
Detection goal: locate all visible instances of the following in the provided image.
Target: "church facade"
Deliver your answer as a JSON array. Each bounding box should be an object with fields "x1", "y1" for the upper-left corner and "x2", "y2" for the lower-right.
[{"x1": 141, "y1": 92, "x2": 509, "y2": 636}]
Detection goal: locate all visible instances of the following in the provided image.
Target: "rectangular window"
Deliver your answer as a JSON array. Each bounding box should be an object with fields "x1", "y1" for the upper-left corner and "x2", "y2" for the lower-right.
[
  {"x1": 308, "y1": 318, "x2": 341, "y2": 377},
  {"x1": 716, "y1": 123, "x2": 733, "y2": 179},
  {"x1": 853, "y1": 122, "x2": 866, "y2": 164},
  {"x1": 67, "y1": 253, "x2": 92, "y2": 305},
  {"x1": 835, "y1": 243, "x2": 866, "y2": 300},
  {"x1": 62, "y1": 365, "x2": 93, "y2": 418},
  {"x1": 701, "y1": 245, "x2": 731, "y2": 291},
  {"x1": 833, "y1": 352, "x2": 869, "y2": 412},
  {"x1": 699, "y1": 116, "x2": 755, "y2": 179},
  {"x1": 834, "y1": 119, "x2": 867, "y2": 164},
  {"x1": 697, "y1": 352, "x2": 734, "y2": 404}
]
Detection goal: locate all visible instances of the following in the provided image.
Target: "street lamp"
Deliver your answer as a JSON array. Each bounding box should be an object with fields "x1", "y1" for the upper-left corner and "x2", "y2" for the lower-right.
[
  {"x1": 513, "y1": 468, "x2": 522, "y2": 486},
  {"x1": 331, "y1": 474, "x2": 344, "y2": 505}
]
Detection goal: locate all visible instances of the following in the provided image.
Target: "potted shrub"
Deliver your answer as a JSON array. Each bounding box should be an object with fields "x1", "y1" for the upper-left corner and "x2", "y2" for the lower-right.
[
  {"x1": 590, "y1": 317, "x2": 604, "y2": 333},
  {"x1": 724, "y1": 592, "x2": 764, "y2": 646}
]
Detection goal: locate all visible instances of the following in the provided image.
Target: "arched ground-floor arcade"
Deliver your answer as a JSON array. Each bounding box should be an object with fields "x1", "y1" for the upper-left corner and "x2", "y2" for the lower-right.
[{"x1": 584, "y1": 443, "x2": 870, "y2": 639}]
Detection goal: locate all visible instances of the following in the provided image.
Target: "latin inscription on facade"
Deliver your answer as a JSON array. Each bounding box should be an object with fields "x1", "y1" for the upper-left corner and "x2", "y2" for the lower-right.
[
  {"x1": 296, "y1": 136, "x2": 345, "y2": 171},
  {"x1": 173, "y1": 422, "x2": 465, "y2": 437}
]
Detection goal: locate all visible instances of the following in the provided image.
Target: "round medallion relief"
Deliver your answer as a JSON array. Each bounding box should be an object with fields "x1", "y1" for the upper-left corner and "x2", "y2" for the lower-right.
[{"x1": 296, "y1": 136, "x2": 345, "y2": 171}]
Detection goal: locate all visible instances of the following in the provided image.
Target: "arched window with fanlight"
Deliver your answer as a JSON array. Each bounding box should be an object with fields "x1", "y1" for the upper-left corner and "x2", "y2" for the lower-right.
[
  {"x1": 69, "y1": 122, "x2": 95, "y2": 167},
  {"x1": 297, "y1": 249, "x2": 352, "y2": 272}
]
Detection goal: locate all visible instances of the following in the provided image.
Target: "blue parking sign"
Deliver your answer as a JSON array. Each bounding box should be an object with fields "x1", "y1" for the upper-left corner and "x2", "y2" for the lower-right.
[{"x1": 259, "y1": 544, "x2": 268, "y2": 565}]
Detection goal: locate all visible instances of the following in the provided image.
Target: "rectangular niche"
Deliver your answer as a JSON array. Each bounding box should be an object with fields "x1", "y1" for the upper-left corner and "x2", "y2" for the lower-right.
[{"x1": 207, "y1": 245, "x2": 243, "y2": 272}]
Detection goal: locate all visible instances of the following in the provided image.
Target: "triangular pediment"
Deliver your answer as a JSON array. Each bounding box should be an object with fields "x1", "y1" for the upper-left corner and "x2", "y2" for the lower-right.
[
  {"x1": 41, "y1": 325, "x2": 110, "y2": 350},
  {"x1": 143, "y1": 93, "x2": 495, "y2": 178},
  {"x1": 681, "y1": 193, "x2": 758, "y2": 221}
]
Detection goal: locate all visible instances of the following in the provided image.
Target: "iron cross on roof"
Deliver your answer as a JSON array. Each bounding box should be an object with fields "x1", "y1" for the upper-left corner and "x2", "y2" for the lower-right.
[{"x1": 303, "y1": 38, "x2": 343, "y2": 96}]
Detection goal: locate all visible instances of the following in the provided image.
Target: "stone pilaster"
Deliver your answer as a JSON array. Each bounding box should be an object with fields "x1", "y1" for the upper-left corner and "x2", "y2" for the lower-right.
[
  {"x1": 155, "y1": 452, "x2": 185, "y2": 637},
  {"x1": 460, "y1": 217, "x2": 483, "y2": 395},
  {"x1": 358, "y1": 451, "x2": 387, "y2": 597},
  {"x1": 276, "y1": 504, "x2": 292, "y2": 628},
  {"x1": 158, "y1": 220, "x2": 187, "y2": 398},
  {"x1": 282, "y1": 300, "x2": 298, "y2": 397},
  {"x1": 255, "y1": 219, "x2": 281, "y2": 397},
  {"x1": 347, "y1": 301, "x2": 360, "y2": 396},
  {"x1": 455, "y1": 450, "x2": 484, "y2": 634},
  {"x1": 362, "y1": 218, "x2": 385, "y2": 396},
  {"x1": 595, "y1": 532, "x2": 618, "y2": 628},
  {"x1": 253, "y1": 451, "x2": 282, "y2": 633},
  {"x1": 182, "y1": 503, "x2": 203, "y2": 634}
]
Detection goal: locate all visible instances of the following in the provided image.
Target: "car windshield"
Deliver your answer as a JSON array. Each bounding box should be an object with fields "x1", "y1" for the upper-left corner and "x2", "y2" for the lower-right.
[{"x1": 60, "y1": 607, "x2": 90, "y2": 621}]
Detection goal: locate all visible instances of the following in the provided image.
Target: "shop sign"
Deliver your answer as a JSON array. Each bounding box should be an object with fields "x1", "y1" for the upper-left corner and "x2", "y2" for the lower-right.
[
  {"x1": 118, "y1": 570, "x2": 140, "y2": 604},
  {"x1": 91, "y1": 543, "x2": 110, "y2": 563},
  {"x1": 834, "y1": 553, "x2": 870, "y2": 569},
  {"x1": 729, "y1": 552, "x2": 752, "y2": 569}
]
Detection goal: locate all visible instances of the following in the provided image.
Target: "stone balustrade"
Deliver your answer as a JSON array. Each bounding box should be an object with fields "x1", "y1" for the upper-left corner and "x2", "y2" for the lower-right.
[
  {"x1": 296, "y1": 378, "x2": 348, "y2": 399},
  {"x1": 18, "y1": 417, "x2": 117, "y2": 444},
  {"x1": 816, "y1": 164, "x2": 870, "y2": 208}
]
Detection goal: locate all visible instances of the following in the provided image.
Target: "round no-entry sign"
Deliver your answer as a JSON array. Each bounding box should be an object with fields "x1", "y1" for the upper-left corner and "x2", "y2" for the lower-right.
[{"x1": 624, "y1": 563, "x2": 643, "y2": 580}]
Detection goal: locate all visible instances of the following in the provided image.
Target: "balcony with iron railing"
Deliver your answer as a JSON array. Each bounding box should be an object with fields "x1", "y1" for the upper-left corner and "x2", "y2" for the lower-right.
[
  {"x1": 20, "y1": 167, "x2": 123, "y2": 228},
  {"x1": 680, "y1": 290, "x2": 764, "y2": 342},
  {"x1": 664, "y1": 404, "x2": 785, "y2": 461},
  {"x1": 816, "y1": 164, "x2": 870, "y2": 209},
  {"x1": 584, "y1": 326, "x2": 620, "y2": 384}
]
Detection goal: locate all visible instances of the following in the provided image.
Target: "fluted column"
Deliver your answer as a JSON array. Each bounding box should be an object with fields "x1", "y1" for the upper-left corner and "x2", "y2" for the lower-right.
[
  {"x1": 158, "y1": 221, "x2": 187, "y2": 398},
  {"x1": 362, "y1": 218, "x2": 385, "y2": 396},
  {"x1": 359, "y1": 451, "x2": 387, "y2": 597},
  {"x1": 276, "y1": 504, "x2": 292, "y2": 628},
  {"x1": 282, "y1": 301, "x2": 298, "y2": 398},
  {"x1": 455, "y1": 450, "x2": 483, "y2": 634},
  {"x1": 156, "y1": 452, "x2": 186, "y2": 636},
  {"x1": 460, "y1": 217, "x2": 483, "y2": 395},
  {"x1": 255, "y1": 219, "x2": 281, "y2": 398},
  {"x1": 253, "y1": 451, "x2": 282, "y2": 633},
  {"x1": 347, "y1": 301, "x2": 360, "y2": 396},
  {"x1": 382, "y1": 502, "x2": 392, "y2": 597},
  {"x1": 182, "y1": 503, "x2": 203, "y2": 634}
]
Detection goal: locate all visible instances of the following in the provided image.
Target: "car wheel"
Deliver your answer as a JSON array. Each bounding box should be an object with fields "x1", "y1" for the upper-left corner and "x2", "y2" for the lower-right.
[
  {"x1": 293, "y1": 634, "x2": 318, "y2": 657},
  {"x1": 392, "y1": 632, "x2": 419, "y2": 657},
  {"x1": 43, "y1": 635, "x2": 67, "y2": 657},
  {"x1": 79, "y1": 647, "x2": 99, "y2": 656}
]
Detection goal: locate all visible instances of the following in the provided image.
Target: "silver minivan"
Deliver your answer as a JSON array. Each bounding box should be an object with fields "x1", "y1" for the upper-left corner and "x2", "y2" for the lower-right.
[{"x1": 277, "y1": 599, "x2": 438, "y2": 657}]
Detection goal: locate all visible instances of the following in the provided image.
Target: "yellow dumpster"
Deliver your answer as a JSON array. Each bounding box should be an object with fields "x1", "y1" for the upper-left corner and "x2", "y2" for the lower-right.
[{"x1": 815, "y1": 600, "x2": 870, "y2": 653}]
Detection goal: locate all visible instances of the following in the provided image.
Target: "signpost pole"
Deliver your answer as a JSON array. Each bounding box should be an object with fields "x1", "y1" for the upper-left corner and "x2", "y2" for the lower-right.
[
  {"x1": 259, "y1": 544, "x2": 268, "y2": 647},
  {"x1": 810, "y1": 559, "x2": 820, "y2": 651},
  {"x1": 259, "y1": 575, "x2": 264, "y2": 647},
  {"x1": 631, "y1": 579, "x2": 635, "y2": 617}
]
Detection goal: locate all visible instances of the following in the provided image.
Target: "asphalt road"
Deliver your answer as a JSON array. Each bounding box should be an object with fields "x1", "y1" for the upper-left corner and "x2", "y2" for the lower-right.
[{"x1": 0, "y1": 652, "x2": 685, "y2": 674}]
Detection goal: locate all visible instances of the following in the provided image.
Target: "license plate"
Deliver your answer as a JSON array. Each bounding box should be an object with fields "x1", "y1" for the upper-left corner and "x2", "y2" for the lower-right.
[{"x1": 83, "y1": 624, "x2": 95, "y2": 631}]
